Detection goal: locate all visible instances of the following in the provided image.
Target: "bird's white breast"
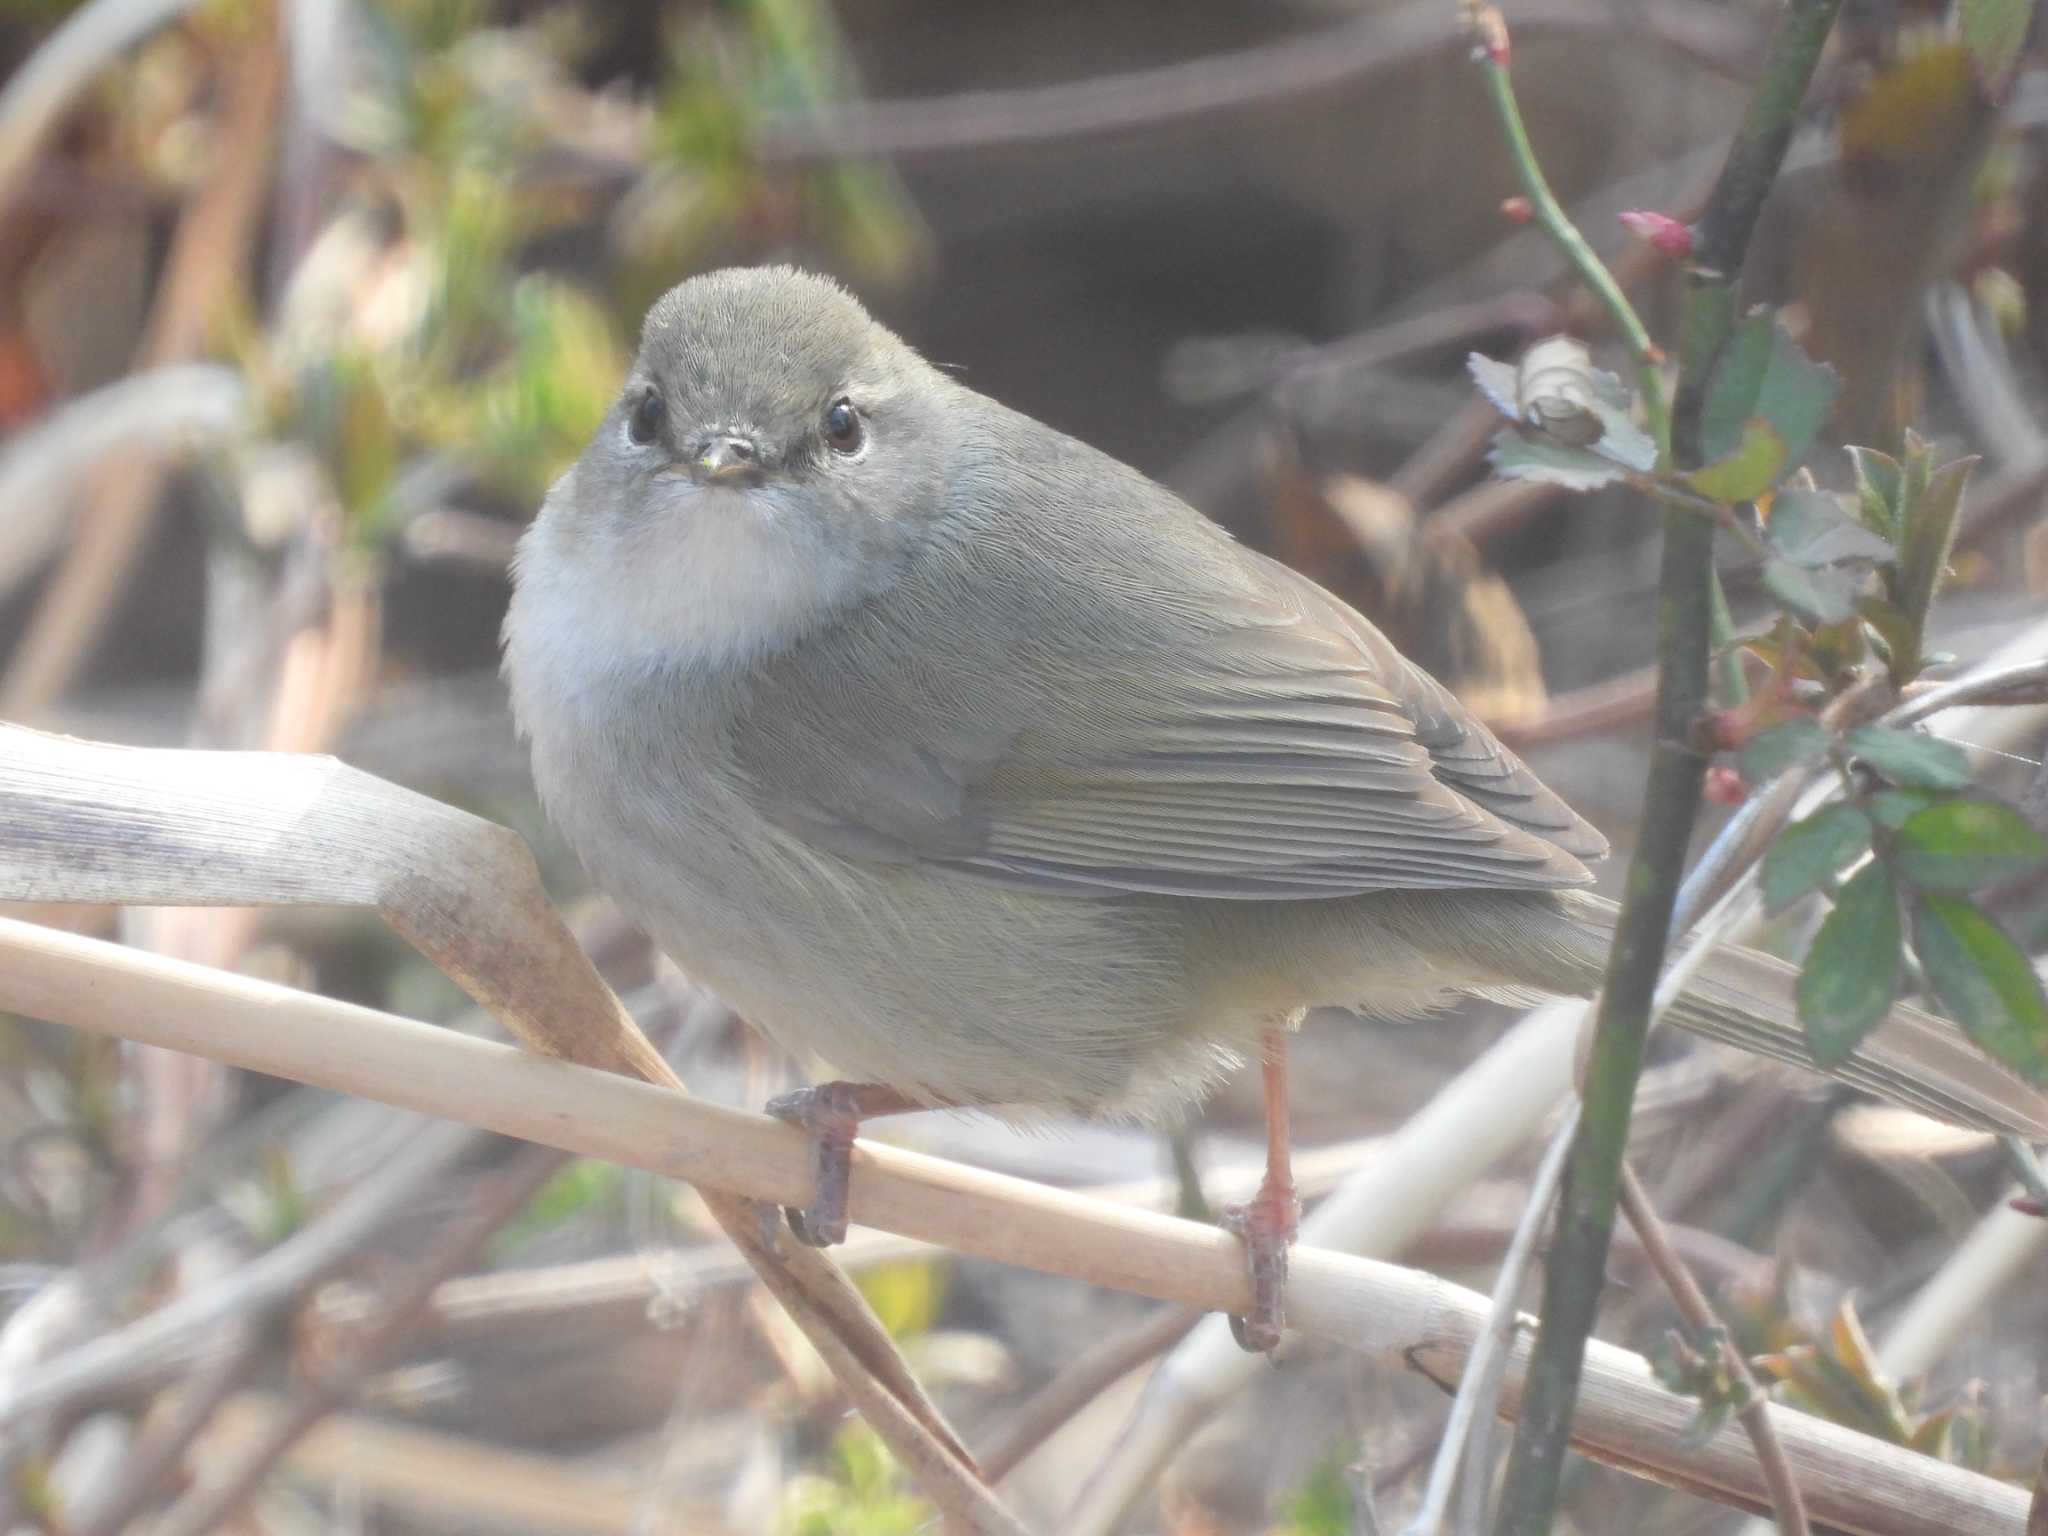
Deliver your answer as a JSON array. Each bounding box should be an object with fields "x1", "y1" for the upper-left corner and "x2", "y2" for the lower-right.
[{"x1": 506, "y1": 479, "x2": 870, "y2": 693}]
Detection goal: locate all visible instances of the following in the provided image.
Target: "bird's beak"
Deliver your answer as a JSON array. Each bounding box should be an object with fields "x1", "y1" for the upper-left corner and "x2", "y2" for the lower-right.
[{"x1": 690, "y1": 434, "x2": 764, "y2": 485}]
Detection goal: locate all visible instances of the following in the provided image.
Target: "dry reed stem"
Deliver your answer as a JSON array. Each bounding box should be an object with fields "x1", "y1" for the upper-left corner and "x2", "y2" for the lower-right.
[
  {"x1": 1880, "y1": 1198, "x2": 2048, "y2": 1378},
  {"x1": 978, "y1": 1307, "x2": 1202, "y2": 1484},
  {"x1": 0, "y1": 365, "x2": 246, "y2": 609},
  {"x1": 124, "y1": 561, "x2": 385, "y2": 1224},
  {"x1": 0, "y1": 725, "x2": 1015, "y2": 1534},
  {"x1": 195, "y1": 1392, "x2": 740, "y2": 1536},
  {"x1": 344, "y1": 1136, "x2": 1390, "y2": 1346},
  {"x1": 152, "y1": 1142, "x2": 571, "y2": 1536},
  {"x1": 0, "y1": 915, "x2": 2026, "y2": 1536}
]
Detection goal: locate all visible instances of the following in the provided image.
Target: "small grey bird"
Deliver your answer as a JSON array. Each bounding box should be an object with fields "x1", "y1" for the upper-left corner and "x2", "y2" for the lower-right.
[{"x1": 504, "y1": 266, "x2": 2046, "y2": 1349}]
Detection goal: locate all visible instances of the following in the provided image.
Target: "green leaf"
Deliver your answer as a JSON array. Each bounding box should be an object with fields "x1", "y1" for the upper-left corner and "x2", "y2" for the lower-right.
[
  {"x1": 1763, "y1": 804, "x2": 1873, "y2": 913},
  {"x1": 1474, "y1": 341, "x2": 1659, "y2": 475},
  {"x1": 1884, "y1": 450, "x2": 1966, "y2": 626},
  {"x1": 1847, "y1": 445, "x2": 1903, "y2": 540},
  {"x1": 1488, "y1": 428, "x2": 1630, "y2": 490},
  {"x1": 1763, "y1": 557, "x2": 1865, "y2": 625},
  {"x1": 1844, "y1": 725, "x2": 1973, "y2": 790},
  {"x1": 1759, "y1": 488, "x2": 1891, "y2": 624},
  {"x1": 1894, "y1": 799, "x2": 2048, "y2": 892},
  {"x1": 1468, "y1": 353, "x2": 1523, "y2": 419},
  {"x1": 1740, "y1": 717, "x2": 1829, "y2": 783},
  {"x1": 1798, "y1": 863, "x2": 1902, "y2": 1067},
  {"x1": 1887, "y1": 452, "x2": 1976, "y2": 681},
  {"x1": 1766, "y1": 488, "x2": 1895, "y2": 567},
  {"x1": 1699, "y1": 311, "x2": 1841, "y2": 469},
  {"x1": 1960, "y1": 0, "x2": 2033, "y2": 97},
  {"x1": 1581, "y1": 397, "x2": 1659, "y2": 473},
  {"x1": 1911, "y1": 894, "x2": 2048, "y2": 1082},
  {"x1": 1869, "y1": 789, "x2": 1941, "y2": 829},
  {"x1": 1686, "y1": 418, "x2": 1788, "y2": 503}
]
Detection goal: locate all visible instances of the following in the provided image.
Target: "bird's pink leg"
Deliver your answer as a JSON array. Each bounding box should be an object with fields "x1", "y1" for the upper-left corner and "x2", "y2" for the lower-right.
[
  {"x1": 765, "y1": 1080, "x2": 923, "y2": 1246},
  {"x1": 1221, "y1": 1026, "x2": 1301, "y2": 1352}
]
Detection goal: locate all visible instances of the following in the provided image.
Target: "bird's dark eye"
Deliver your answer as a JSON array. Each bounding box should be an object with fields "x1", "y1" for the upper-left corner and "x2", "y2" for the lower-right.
[
  {"x1": 627, "y1": 386, "x2": 666, "y2": 447},
  {"x1": 823, "y1": 397, "x2": 863, "y2": 454}
]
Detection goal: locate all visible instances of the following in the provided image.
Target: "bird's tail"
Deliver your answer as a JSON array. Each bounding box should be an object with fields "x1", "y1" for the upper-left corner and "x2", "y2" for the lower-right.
[{"x1": 1538, "y1": 890, "x2": 2048, "y2": 1138}]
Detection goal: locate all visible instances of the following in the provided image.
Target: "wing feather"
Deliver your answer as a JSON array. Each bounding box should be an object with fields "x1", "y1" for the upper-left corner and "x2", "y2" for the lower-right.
[{"x1": 728, "y1": 426, "x2": 1607, "y2": 899}]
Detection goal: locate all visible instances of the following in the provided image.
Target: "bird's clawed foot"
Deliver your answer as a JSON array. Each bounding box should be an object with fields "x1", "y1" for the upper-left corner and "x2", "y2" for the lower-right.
[
  {"x1": 1223, "y1": 1022, "x2": 1303, "y2": 1353},
  {"x1": 1221, "y1": 1176, "x2": 1301, "y2": 1352},
  {"x1": 764, "y1": 1080, "x2": 916, "y2": 1247}
]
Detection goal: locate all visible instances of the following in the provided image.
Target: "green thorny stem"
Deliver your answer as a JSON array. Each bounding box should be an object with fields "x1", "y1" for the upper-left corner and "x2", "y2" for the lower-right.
[
  {"x1": 1475, "y1": 0, "x2": 1845, "y2": 1532},
  {"x1": 1477, "y1": 11, "x2": 1749, "y2": 706},
  {"x1": 1473, "y1": 33, "x2": 1672, "y2": 465}
]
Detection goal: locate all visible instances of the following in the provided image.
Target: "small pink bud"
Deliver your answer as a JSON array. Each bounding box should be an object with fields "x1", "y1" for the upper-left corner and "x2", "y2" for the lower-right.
[
  {"x1": 1500, "y1": 196, "x2": 1533, "y2": 225},
  {"x1": 1619, "y1": 210, "x2": 1694, "y2": 258},
  {"x1": 1703, "y1": 765, "x2": 1747, "y2": 806},
  {"x1": 2011, "y1": 1196, "x2": 2046, "y2": 1218},
  {"x1": 1467, "y1": 4, "x2": 1511, "y2": 65}
]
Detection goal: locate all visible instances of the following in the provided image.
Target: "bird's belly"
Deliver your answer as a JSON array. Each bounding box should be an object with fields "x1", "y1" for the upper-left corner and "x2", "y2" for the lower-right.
[{"x1": 594, "y1": 813, "x2": 1226, "y2": 1115}]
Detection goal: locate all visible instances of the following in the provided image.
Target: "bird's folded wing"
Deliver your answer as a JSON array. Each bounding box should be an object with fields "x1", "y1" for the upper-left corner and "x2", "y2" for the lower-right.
[{"x1": 734, "y1": 548, "x2": 1605, "y2": 899}]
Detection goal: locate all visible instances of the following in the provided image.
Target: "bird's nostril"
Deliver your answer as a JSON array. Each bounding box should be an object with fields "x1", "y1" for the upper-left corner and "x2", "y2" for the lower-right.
[{"x1": 693, "y1": 433, "x2": 764, "y2": 481}]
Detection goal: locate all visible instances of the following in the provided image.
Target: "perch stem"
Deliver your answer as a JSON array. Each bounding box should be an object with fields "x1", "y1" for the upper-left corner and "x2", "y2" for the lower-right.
[{"x1": 1484, "y1": 0, "x2": 1843, "y2": 1530}]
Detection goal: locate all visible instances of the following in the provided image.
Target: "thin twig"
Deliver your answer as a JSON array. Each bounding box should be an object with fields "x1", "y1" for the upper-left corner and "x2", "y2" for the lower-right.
[
  {"x1": 1618, "y1": 1162, "x2": 1808, "y2": 1536},
  {"x1": 1888, "y1": 658, "x2": 2048, "y2": 727},
  {"x1": 152, "y1": 1142, "x2": 570, "y2": 1536},
  {"x1": 1166, "y1": 294, "x2": 1556, "y2": 512},
  {"x1": 1494, "y1": 665, "x2": 1659, "y2": 749},
  {"x1": 0, "y1": 364, "x2": 246, "y2": 608},
  {"x1": 1426, "y1": 478, "x2": 1571, "y2": 549},
  {"x1": 1468, "y1": 8, "x2": 1668, "y2": 456},
  {"x1": 1275, "y1": 294, "x2": 1563, "y2": 415},
  {"x1": 979, "y1": 1306, "x2": 1201, "y2": 1483},
  {"x1": 0, "y1": 1116, "x2": 477, "y2": 1428},
  {"x1": 748, "y1": 0, "x2": 1758, "y2": 162},
  {"x1": 1395, "y1": 397, "x2": 1513, "y2": 508},
  {"x1": 1404, "y1": 1107, "x2": 1577, "y2": 1536},
  {"x1": 196, "y1": 1392, "x2": 741, "y2": 1534},
  {"x1": 67, "y1": 1321, "x2": 266, "y2": 1536}
]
